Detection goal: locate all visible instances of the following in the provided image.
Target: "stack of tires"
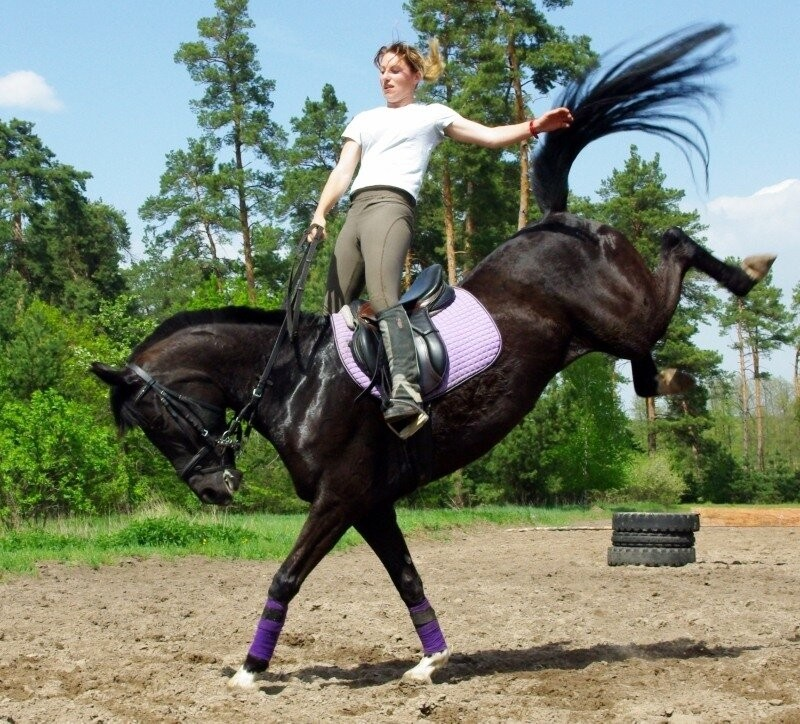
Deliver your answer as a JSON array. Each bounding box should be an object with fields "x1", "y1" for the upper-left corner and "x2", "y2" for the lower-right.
[{"x1": 608, "y1": 512, "x2": 700, "y2": 567}]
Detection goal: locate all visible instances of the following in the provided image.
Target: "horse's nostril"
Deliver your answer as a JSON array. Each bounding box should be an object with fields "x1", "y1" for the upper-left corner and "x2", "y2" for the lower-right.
[{"x1": 199, "y1": 487, "x2": 232, "y2": 506}]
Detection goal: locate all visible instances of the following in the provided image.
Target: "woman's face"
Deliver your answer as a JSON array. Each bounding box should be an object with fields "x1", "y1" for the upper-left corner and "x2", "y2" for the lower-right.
[{"x1": 378, "y1": 51, "x2": 422, "y2": 107}]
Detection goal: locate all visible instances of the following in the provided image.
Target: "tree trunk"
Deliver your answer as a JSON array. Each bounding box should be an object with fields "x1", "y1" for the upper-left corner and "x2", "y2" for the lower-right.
[
  {"x1": 646, "y1": 397, "x2": 657, "y2": 453},
  {"x1": 505, "y1": 34, "x2": 531, "y2": 230},
  {"x1": 752, "y1": 344, "x2": 765, "y2": 473},
  {"x1": 442, "y1": 160, "x2": 458, "y2": 286},
  {"x1": 233, "y1": 136, "x2": 256, "y2": 304},
  {"x1": 737, "y1": 315, "x2": 751, "y2": 470},
  {"x1": 202, "y1": 223, "x2": 224, "y2": 295},
  {"x1": 463, "y1": 180, "x2": 475, "y2": 276},
  {"x1": 450, "y1": 469, "x2": 466, "y2": 509}
]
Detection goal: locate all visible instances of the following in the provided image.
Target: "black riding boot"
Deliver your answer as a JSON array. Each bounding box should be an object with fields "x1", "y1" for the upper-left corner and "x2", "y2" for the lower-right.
[{"x1": 377, "y1": 304, "x2": 429, "y2": 439}]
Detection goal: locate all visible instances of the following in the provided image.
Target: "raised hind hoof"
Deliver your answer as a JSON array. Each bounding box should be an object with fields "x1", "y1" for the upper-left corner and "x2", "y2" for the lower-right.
[
  {"x1": 656, "y1": 369, "x2": 695, "y2": 396},
  {"x1": 742, "y1": 254, "x2": 777, "y2": 282},
  {"x1": 228, "y1": 666, "x2": 259, "y2": 690},
  {"x1": 402, "y1": 648, "x2": 450, "y2": 684}
]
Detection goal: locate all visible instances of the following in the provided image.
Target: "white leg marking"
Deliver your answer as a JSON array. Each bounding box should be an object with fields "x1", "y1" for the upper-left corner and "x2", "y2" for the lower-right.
[
  {"x1": 402, "y1": 648, "x2": 451, "y2": 684},
  {"x1": 228, "y1": 665, "x2": 258, "y2": 689}
]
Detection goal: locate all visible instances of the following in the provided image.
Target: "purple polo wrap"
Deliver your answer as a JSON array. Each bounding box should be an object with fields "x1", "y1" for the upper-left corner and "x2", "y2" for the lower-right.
[
  {"x1": 409, "y1": 598, "x2": 447, "y2": 655},
  {"x1": 248, "y1": 598, "x2": 286, "y2": 663}
]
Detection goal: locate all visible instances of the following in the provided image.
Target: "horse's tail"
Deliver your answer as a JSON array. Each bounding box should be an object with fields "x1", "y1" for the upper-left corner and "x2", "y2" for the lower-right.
[{"x1": 532, "y1": 24, "x2": 732, "y2": 216}]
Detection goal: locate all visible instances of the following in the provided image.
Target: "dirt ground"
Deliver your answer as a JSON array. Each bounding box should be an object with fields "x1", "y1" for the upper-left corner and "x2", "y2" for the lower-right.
[{"x1": 1, "y1": 512, "x2": 799, "y2": 723}]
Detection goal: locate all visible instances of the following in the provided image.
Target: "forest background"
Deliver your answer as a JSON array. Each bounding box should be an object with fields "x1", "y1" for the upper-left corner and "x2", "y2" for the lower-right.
[{"x1": 1, "y1": 0, "x2": 799, "y2": 526}]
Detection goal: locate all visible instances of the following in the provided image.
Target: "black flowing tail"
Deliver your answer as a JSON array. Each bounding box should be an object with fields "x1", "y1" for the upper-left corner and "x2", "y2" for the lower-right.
[{"x1": 532, "y1": 24, "x2": 733, "y2": 215}]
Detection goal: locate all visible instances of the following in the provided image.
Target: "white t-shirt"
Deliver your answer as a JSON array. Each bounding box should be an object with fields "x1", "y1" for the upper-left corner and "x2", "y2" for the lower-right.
[{"x1": 343, "y1": 102, "x2": 462, "y2": 201}]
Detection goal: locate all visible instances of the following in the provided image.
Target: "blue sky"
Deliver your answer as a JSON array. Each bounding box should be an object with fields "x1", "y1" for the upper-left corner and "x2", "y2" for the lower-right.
[{"x1": 2, "y1": 1, "x2": 798, "y2": 385}]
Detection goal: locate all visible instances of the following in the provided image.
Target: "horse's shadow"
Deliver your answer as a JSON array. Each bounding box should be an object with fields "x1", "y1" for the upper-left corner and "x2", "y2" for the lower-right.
[{"x1": 222, "y1": 637, "x2": 758, "y2": 691}]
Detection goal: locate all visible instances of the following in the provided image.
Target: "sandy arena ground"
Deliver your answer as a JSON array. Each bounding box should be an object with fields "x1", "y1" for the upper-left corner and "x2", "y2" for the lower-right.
[{"x1": 1, "y1": 510, "x2": 799, "y2": 722}]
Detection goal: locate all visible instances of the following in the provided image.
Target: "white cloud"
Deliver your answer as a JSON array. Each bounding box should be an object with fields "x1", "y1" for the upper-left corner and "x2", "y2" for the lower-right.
[
  {"x1": 0, "y1": 70, "x2": 63, "y2": 112},
  {"x1": 697, "y1": 179, "x2": 800, "y2": 382},
  {"x1": 704, "y1": 179, "x2": 800, "y2": 299}
]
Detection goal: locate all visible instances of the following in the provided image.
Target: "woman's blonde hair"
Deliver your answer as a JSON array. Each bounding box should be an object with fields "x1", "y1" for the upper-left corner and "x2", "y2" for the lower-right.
[{"x1": 373, "y1": 38, "x2": 444, "y2": 82}]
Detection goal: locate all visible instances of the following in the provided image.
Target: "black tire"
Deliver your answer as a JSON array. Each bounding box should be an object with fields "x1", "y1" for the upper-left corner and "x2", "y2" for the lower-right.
[
  {"x1": 607, "y1": 546, "x2": 696, "y2": 567},
  {"x1": 611, "y1": 531, "x2": 695, "y2": 548},
  {"x1": 612, "y1": 512, "x2": 700, "y2": 533}
]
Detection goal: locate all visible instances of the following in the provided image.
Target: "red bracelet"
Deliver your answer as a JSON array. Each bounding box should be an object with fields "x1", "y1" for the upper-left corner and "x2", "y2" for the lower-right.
[{"x1": 529, "y1": 119, "x2": 538, "y2": 138}]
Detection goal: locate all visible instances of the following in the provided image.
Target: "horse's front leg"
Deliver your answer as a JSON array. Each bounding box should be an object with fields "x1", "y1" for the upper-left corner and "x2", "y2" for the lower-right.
[
  {"x1": 228, "y1": 499, "x2": 353, "y2": 690},
  {"x1": 354, "y1": 505, "x2": 450, "y2": 684}
]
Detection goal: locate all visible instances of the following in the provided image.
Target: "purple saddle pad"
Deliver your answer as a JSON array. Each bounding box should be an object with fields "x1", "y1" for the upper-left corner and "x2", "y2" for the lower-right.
[{"x1": 330, "y1": 288, "x2": 502, "y2": 400}]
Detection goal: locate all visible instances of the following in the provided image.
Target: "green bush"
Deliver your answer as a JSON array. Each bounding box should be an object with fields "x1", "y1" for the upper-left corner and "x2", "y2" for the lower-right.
[
  {"x1": 0, "y1": 389, "x2": 133, "y2": 525},
  {"x1": 106, "y1": 515, "x2": 254, "y2": 547},
  {"x1": 615, "y1": 452, "x2": 687, "y2": 505}
]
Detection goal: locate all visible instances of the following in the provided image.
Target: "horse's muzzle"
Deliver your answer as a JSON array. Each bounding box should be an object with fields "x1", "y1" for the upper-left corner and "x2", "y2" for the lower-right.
[{"x1": 192, "y1": 468, "x2": 243, "y2": 506}]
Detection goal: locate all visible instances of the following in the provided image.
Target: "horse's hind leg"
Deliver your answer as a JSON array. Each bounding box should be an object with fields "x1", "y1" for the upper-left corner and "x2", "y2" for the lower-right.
[
  {"x1": 661, "y1": 227, "x2": 775, "y2": 297},
  {"x1": 354, "y1": 506, "x2": 450, "y2": 684},
  {"x1": 634, "y1": 228, "x2": 776, "y2": 398},
  {"x1": 631, "y1": 354, "x2": 695, "y2": 398}
]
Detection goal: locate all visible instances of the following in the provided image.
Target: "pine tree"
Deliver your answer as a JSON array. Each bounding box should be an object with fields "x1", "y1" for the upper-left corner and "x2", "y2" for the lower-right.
[
  {"x1": 720, "y1": 271, "x2": 792, "y2": 472},
  {"x1": 139, "y1": 136, "x2": 237, "y2": 297},
  {"x1": 276, "y1": 84, "x2": 350, "y2": 311},
  {"x1": 404, "y1": 0, "x2": 595, "y2": 280},
  {"x1": 175, "y1": 0, "x2": 286, "y2": 304},
  {"x1": 1, "y1": 119, "x2": 128, "y2": 313}
]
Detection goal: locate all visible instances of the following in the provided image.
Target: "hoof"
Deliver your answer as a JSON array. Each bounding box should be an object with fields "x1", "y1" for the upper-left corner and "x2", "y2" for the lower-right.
[
  {"x1": 656, "y1": 369, "x2": 694, "y2": 396},
  {"x1": 228, "y1": 666, "x2": 258, "y2": 690},
  {"x1": 402, "y1": 648, "x2": 451, "y2": 684},
  {"x1": 742, "y1": 254, "x2": 776, "y2": 282}
]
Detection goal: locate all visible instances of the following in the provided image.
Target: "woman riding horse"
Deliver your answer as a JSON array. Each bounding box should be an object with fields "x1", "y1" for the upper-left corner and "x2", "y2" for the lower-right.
[{"x1": 91, "y1": 24, "x2": 774, "y2": 688}]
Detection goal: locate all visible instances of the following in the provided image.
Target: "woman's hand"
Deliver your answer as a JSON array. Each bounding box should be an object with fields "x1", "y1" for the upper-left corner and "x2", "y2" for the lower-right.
[
  {"x1": 306, "y1": 220, "x2": 326, "y2": 243},
  {"x1": 533, "y1": 107, "x2": 573, "y2": 134}
]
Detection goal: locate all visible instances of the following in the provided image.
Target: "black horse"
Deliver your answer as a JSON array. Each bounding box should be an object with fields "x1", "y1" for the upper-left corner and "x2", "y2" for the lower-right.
[{"x1": 92, "y1": 25, "x2": 774, "y2": 687}]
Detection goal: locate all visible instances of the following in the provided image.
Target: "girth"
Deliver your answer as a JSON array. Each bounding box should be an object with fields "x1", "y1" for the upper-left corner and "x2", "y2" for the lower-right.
[{"x1": 348, "y1": 264, "x2": 455, "y2": 399}]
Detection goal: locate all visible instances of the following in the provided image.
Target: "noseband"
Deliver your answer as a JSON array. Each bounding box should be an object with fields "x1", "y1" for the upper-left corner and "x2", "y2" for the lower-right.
[{"x1": 126, "y1": 363, "x2": 241, "y2": 481}]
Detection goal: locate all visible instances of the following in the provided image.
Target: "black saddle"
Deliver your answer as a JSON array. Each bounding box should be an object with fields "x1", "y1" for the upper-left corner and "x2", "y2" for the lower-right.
[{"x1": 348, "y1": 264, "x2": 456, "y2": 399}]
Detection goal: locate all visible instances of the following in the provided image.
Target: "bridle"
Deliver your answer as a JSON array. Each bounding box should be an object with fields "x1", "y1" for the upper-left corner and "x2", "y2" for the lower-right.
[
  {"x1": 126, "y1": 363, "x2": 240, "y2": 482},
  {"x1": 124, "y1": 225, "x2": 323, "y2": 485}
]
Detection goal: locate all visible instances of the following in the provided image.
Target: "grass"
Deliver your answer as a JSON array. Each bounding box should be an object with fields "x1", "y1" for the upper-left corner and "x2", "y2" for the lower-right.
[{"x1": 0, "y1": 502, "x2": 660, "y2": 579}]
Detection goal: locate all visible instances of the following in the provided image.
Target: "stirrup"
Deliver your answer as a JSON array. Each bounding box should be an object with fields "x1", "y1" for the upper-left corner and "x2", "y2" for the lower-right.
[{"x1": 383, "y1": 399, "x2": 429, "y2": 439}]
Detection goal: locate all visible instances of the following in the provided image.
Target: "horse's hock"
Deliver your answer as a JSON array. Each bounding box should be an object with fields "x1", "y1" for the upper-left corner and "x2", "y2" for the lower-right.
[{"x1": 608, "y1": 512, "x2": 700, "y2": 567}]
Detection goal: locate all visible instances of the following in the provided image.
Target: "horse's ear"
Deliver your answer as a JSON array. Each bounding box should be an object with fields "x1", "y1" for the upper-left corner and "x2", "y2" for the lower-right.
[{"x1": 90, "y1": 362, "x2": 127, "y2": 387}]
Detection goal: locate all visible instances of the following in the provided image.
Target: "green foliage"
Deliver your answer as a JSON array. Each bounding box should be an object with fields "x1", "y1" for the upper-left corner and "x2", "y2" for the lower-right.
[
  {"x1": 0, "y1": 529, "x2": 75, "y2": 552},
  {"x1": 278, "y1": 84, "x2": 349, "y2": 229},
  {"x1": 0, "y1": 390, "x2": 134, "y2": 525},
  {"x1": 1, "y1": 119, "x2": 129, "y2": 314},
  {"x1": 615, "y1": 452, "x2": 687, "y2": 506},
  {"x1": 462, "y1": 355, "x2": 633, "y2": 505},
  {"x1": 233, "y1": 436, "x2": 309, "y2": 514},
  {"x1": 0, "y1": 505, "x2": 613, "y2": 577},
  {"x1": 106, "y1": 515, "x2": 252, "y2": 547},
  {"x1": 0, "y1": 298, "x2": 69, "y2": 399},
  {"x1": 174, "y1": 0, "x2": 287, "y2": 303}
]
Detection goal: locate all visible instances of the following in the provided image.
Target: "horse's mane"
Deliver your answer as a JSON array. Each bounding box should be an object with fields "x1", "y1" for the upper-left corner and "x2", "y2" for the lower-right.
[{"x1": 130, "y1": 306, "x2": 292, "y2": 359}]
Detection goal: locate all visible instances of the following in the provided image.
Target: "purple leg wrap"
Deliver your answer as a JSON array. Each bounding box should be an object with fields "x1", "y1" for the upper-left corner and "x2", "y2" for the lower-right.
[
  {"x1": 408, "y1": 598, "x2": 447, "y2": 655},
  {"x1": 247, "y1": 598, "x2": 287, "y2": 663}
]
